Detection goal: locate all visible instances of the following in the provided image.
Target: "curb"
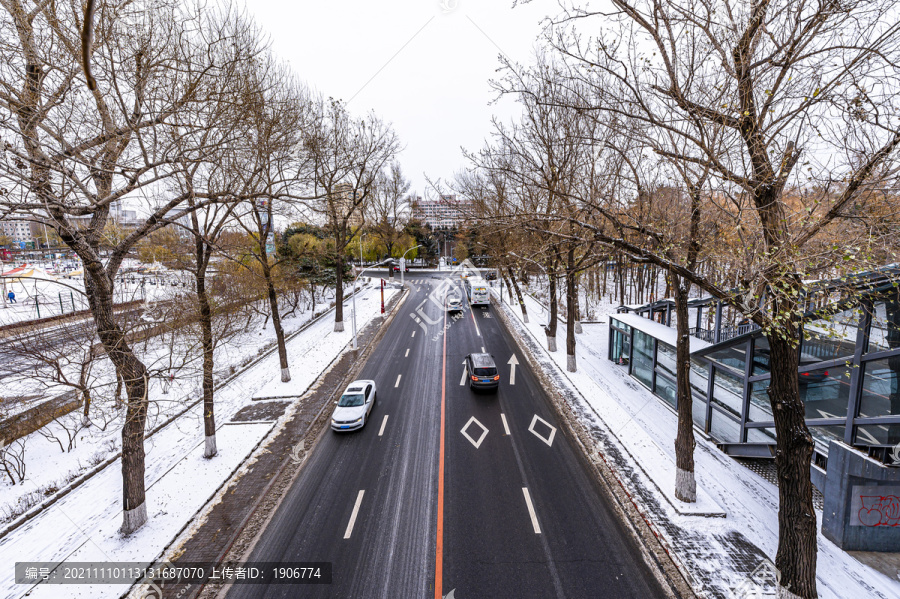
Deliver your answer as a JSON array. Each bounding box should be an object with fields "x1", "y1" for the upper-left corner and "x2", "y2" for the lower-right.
[{"x1": 0, "y1": 285, "x2": 371, "y2": 541}]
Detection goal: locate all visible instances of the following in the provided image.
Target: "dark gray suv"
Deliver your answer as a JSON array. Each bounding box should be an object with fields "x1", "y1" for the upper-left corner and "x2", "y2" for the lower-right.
[{"x1": 465, "y1": 353, "x2": 499, "y2": 391}]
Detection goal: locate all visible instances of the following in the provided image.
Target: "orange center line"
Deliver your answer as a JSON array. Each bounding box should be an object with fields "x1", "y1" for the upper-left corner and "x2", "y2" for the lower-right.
[{"x1": 435, "y1": 306, "x2": 447, "y2": 599}]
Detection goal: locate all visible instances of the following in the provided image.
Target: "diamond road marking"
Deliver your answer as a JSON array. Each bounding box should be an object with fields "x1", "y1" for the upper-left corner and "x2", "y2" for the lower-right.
[
  {"x1": 460, "y1": 416, "x2": 489, "y2": 449},
  {"x1": 527, "y1": 414, "x2": 557, "y2": 447}
]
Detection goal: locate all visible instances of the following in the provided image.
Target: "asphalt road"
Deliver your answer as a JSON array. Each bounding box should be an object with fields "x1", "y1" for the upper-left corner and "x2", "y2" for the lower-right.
[{"x1": 226, "y1": 272, "x2": 667, "y2": 599}]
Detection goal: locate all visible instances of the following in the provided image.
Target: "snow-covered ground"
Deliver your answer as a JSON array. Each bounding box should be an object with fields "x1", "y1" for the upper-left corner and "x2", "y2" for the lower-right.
[
  {"x1": 0, "y1": 283, "x2": 399, "y2": 599},
  {"x1": 0, "y1": 260, "x2": 191, "y2": 326},
  {"x1": 0, "y1": 275, "x2": 349, "y2": 523},
  {"x1": 496, "y1": 289, "x2": 900, "y2": 599}
]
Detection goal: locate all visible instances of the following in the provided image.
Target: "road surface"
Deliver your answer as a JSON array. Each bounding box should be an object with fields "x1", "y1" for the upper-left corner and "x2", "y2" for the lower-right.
[{"x1": 226, "y1": 271, "x2": 667, "y2": 599}]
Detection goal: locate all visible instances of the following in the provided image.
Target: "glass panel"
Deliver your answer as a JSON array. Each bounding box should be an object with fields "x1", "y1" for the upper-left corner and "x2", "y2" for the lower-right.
[
  {"x1": 632, "y1": 330, "x2": 654, "y2": 389},
  {"x1": 868, "y1": 293, "x2": 900, "y2": 354},
  {"x1": 692, "y1": 393, "x2": 708, "y2": 429},
  {"x1": 610, "y1": 318, "x2": 632, "y2": 334},
  {"x1": 802, "y1": 307, "x2": 862, "y2": 362},
  {"x1": 799, "y1": 364, "x2": 852, "y2": 420},
  {"x1": 712, "y1": 368, "x2": 744, "y2": 418},
  {"x1": 749, "y1": 381, "x2": 774, "y2": 423},
  {"x1": 752, "y1": 336, "x2": 771, "y2": 376},
  {"x1": 710, "y1": 408, "x2": 740, "y2": 442},
  {"x1": 855, "y1": 423, "x2": 900, "y2": 447},
  {"x1": 749, "y1": 365, "x2": 853, "y2": 421},
  {"x1": 747, "y1": 426, "x2": 776, "y2": 443},
  {"x1": 656, "y1": 342, "x2": 676, "y2": 380},
  {"x1": 611, "y1": 329, "x2": 623, "y2": 362},
  {"x1": 858, "y1": 356, "x2": 900, "y2": 419},
  {"x1": 655, "y1": 373, "x2": 677, "y2": 408},
  {"x1": 809, "y1": 425, "x2": 845, "y2": 454},
  {"x1": 706, "y1": 343, "x2": 748, "y2": 371},
  {"x1": 690, "y1": 358, "x2": 710, "y2": 398}
]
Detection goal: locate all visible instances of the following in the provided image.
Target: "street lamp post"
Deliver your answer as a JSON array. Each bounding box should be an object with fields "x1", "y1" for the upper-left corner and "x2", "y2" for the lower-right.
[
  {"x1": 351, "y1": 259, "x2": 392, "y2": 350},
  {"x1": 399, "y1": 244, "x2": 423, "y2": 286}
]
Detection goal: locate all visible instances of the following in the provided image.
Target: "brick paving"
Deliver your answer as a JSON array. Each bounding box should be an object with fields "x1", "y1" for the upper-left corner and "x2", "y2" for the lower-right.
[{"x1": 146, "y1": 293, "x2": 405, "y2": 599}]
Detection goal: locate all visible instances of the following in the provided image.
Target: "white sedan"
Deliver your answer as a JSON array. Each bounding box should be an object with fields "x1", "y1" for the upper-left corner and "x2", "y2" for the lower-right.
[{"x1": 331, "y1": 380, "x2": 377, "y2": 432}]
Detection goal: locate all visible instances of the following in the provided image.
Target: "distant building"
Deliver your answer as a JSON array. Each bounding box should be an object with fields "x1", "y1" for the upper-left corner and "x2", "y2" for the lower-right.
[
  {"x1": 0, "y1": 219, "x2": 35, "y2": 248},
  {"x1": 326, "y1": 183, "x2": 364, "y2": 229},
  {"x1": 410, "y1": 194, "x2": 471, "y2": 229}
]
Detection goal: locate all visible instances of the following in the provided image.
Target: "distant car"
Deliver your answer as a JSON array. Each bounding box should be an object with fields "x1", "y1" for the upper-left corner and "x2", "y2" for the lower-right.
[
  {"x1": 465, "y1": 353, "x2": 499, "y2": 392},
  {"x1": 331, "y1": 380, "x2": 377, "y2": 431},
  {"x1": 446, "y1": 294, "x2": 463, "y2": 313},
  {"x1": 392, "y1": 264, "x2": 409, "y2": 272},
  {"x1": 485, "y1": 270, "x2": 498, "y2": 281}
]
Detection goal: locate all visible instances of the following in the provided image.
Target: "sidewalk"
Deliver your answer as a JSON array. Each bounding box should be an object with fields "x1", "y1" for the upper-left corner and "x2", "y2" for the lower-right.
[
  {"x1": 495, "y1": 291, "x2": 900, "y2": 599},
  {"x1": 1, "y1": 286, "x2": 399, "y2": 599}
]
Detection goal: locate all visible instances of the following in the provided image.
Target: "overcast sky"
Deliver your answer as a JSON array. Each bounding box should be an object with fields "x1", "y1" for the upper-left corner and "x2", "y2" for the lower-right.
[{"x1": 243, "y1": 0, "x2": 565, "y2": 199}]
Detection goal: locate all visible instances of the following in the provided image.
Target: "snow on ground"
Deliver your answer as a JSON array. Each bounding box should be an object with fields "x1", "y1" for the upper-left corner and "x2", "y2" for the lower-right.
[
  {"x1": 0, "y1": 284, "x2": 397, "y2": 599},
  {"x1": 0, "y1": 278, "x2": 344, "y2": 522},
  {"x1": 0, "y1": 260, "x2": 189, "y2": 326},
  {"x1": 17, "y1": 422, "x2": 272, "y2": 599},
  {"x1": 496, "y1": 289, "x2": 900, "y2": 599}
]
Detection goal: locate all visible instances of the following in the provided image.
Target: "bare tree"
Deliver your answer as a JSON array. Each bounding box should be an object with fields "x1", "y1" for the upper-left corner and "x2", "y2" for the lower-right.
[
  {"x1": 368, "y1": 162, "x2": 412, "y2": 259},
  {"x1": 0, "y1": 0, "x2": 265, "y2": 534},
  {"x1": 547, "y1": 0, "x2": 900, "y2": 594},
  {"x1": 302, "y1": 99, "x2": 400, "y2": 332}
]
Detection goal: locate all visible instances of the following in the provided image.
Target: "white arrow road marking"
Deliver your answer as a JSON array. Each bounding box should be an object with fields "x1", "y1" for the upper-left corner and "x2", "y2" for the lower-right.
[
  {"x1": 856, "y1": 428, "x2": 881, "y2": 445},
  {"x1": 395, "y1": 374, "x2": 402, "y2": 388},
  {"x1": 460, "y1": 417, "x2": 489, "y2": 448},
  {"x1": 522, "y1": 487, "x2": 541, "y2": 534},
  {"x1": 344, "y1": 490, "x2": 365, "y2": 539},
  {"x1": 444, "y1": 590, "x2": 456, "y2": 599},
  {"x1": 527, "y1": 414, "x2": 557, "y2": 447},
  {"x1": 378, "y1": 415, "x2": 389, "y2": 437},
  {"x1": 508, "y1": 354, "x2": 519, "y2": 385},
  {"x1": 501, "y1": 413, "x2": 511, "y2": 436}
]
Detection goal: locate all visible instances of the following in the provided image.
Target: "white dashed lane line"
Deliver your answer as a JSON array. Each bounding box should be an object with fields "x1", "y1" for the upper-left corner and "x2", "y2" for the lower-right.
[{"x1": 344, "y1": 490, "x2": 365, "y2": 539}]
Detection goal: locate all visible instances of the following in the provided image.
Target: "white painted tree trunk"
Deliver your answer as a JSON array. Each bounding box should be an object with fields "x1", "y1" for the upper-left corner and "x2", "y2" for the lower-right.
[
  {"x1": 281, "y1": 367, "x2": 291, "y2": 383},
  {"x1": 546, "y1": 335, "x2": 557, "y2": 352},
  {"x1": 204, "y1": 434, "x2": 217, "y2": 458},
  {"x1": 567, "y1": 354, "x2": 577, "y2": 372},
  {"x1": 522, "y1": 313, "x2": 529, "y2": 323},
  {"x1": 575, "y1": 320, "x2": 583, "y2": 334},
  {"x1": 121, "y1": 502, "x2": 147, "y2": 536},
  {"x1": 334, "y1": 320, "x2": 344, "y2": 332},
  {"x1": 675, "y1": 467, "x2": 697, "y2": 503}
]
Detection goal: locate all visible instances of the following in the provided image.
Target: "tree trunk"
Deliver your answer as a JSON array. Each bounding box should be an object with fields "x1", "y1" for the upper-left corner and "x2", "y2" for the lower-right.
[
  {"x1": 81, "y1": 388, "x2": 92, "y2": 425},
  {"x1": 260, "y1": 257, "x2": 290, "y2": 382},
  {"x1": 506, "y1": 265, "x2": 528, "y2": 323},
  {"x1": 196, "y1": 267, "x2": 217, "y2": 458},
  {"x1": 768, "y1": 314, "x2": 817, "y2": 599},
  {"x1": 83, "y1": 273, "x2": 149, "y2": 535},
  {"x1": 573, "y1": 272, "x2": 583, "y2": 334},
  {"x1": 565, "y1": 252, "x2": 577, "y2": 372},
  {"x1": 546, "y1": 263, "x2": 558, "y2": 352},
  {"x1": 672, "y1": 276, "x2": 696, "y2": 502},
  {"x1": 334, "y1": 254, "x2": 345, "y2": 332}
]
